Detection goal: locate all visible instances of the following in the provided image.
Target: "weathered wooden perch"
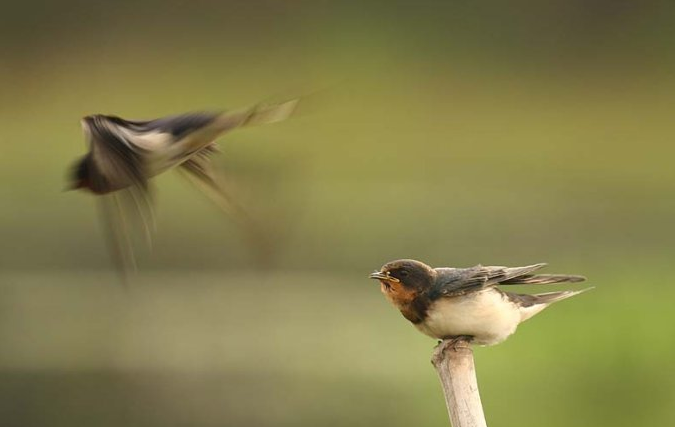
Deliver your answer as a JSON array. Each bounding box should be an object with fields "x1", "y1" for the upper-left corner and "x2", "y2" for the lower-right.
[{"x1": 431, "y1": 339, "x2": 488, "y2": 427}]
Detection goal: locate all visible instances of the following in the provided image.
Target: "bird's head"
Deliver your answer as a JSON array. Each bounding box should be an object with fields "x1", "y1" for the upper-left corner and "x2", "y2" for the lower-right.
[{"x1": 370, "y1": 259, "x2": 436, "y2": 307}]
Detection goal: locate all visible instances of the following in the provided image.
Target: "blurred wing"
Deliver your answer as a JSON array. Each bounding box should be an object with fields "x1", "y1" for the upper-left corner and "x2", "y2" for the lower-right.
[
  {"x1": 140, "y1": 99, "x2": 299, "y2": 136},
  {"x1": 177, "y1": 145, "x2": 274, "y2": 265},
  {"x1": 136, "y1": 99, "x2": 300, "y2": 169},
  {"x1": 135, "y1": 112, "x2": 220, "y2": 140},
  {"x1": 97, "y1": 186, "x2": 156, "y2": 285},
  {"x1": 177, "y1": 145, "x2": 241, "y2": 216},
  {"x1": 242, "y1": 98, "x2": 300, "y2": 126},
  {"x1": 86, "y1": 116, "x2": 148, "y2": 192},
  {"x1": 431, "y1": 264, "x2": 549, "y2": 298}
]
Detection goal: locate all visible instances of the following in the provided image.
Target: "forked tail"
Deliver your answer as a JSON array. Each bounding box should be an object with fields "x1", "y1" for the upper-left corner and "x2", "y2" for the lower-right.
[
  {"x1": 531, "y1": 287, "x2": 594, "y2": 304},
  {"x1": 509, "y1": 287, "x2": 593, "y2": 322}
]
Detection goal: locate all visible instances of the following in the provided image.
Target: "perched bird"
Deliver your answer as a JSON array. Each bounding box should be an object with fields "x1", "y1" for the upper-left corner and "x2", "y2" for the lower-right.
[
  {"x1": 69, "y1": 99, "x2": 300, "y2": 279},
  {"x1": 370, "y1": 259, "x2": 590, "y2": 346}
]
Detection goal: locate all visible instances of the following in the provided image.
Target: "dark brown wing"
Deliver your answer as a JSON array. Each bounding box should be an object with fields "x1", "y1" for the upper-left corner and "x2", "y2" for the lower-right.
[
  {"x1": 500, "y1": 273, "x2": 586, "y2": 285},
  {"x1": 430, "y1": 263, "x2": 553, "y2": 298}
]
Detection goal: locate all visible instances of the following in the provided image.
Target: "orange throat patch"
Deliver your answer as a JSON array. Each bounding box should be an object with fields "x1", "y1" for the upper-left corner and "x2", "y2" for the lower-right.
[{"x1": 380, "y1": 280, "x2": 419, "y2": 322}]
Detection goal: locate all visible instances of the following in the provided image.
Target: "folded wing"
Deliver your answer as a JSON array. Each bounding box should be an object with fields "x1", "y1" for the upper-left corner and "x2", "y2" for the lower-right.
[{"x1": 431, "y1": 264, "x2": 586, "y2": 298}]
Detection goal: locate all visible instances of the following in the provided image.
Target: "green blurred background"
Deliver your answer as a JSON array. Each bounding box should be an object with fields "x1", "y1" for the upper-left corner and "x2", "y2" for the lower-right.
[{"x1": 2, "y1": 1, "x2": 674, "y2": 426}]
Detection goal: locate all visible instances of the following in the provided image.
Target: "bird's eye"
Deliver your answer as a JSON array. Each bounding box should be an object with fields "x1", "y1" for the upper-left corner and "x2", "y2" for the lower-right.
[{"x1": 399, "y1": 270, "x2": 409, "y2": 277}]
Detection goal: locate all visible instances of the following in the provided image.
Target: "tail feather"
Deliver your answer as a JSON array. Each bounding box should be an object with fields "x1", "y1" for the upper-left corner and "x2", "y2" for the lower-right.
[
  {"x1": 531, "y1": 287, "x2": 594, "y2": 304},
  {"x1": 504, "y1": 287, "x2": 593, "y2": 308},
  {"x1": 509, "y1": 287, "x2": 594, "y2": 322}
]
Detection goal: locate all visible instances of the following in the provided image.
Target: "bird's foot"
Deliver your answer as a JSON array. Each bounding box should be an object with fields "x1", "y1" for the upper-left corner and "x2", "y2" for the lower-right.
[
  {"x1": 445, "y1": 335, "x2": 474, "y2": 350},
  {"x1": 431, "y1": 335, "x2": 474, "y2": 366}
]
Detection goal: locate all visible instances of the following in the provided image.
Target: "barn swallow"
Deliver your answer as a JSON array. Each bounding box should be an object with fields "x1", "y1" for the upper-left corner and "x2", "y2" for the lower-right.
[
  {"x1": 68, "y1": 98, "x2": 299, "y2": 280},
  {"x1": 370, "y1": 259, "x2": 590, "y2": 346}
]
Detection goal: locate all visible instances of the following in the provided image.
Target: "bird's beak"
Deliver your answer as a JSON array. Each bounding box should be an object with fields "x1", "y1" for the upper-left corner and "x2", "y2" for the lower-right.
[{"x1": 369, "y1": 271, "x2": 399, "y2": 282}]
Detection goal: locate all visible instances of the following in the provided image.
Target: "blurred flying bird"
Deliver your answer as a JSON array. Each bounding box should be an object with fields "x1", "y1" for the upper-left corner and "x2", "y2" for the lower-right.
[
  {"x1": 370, "y1": 259, "x2": 590, "y2": 346},
  {"x1": 69, "y1": 99, "x2": 300, "y2": 281}
]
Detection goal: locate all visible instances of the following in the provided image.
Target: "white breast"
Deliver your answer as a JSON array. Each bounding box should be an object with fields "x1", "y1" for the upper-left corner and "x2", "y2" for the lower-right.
[{"x1": 415, "y1": 289, "x2": 523, "y2": 346}]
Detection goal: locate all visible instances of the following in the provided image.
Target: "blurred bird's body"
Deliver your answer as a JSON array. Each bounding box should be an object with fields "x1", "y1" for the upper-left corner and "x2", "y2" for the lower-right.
[
  {"x1": 370, "y1": 259, "x2": 590, "y2": 346},
  {"x1": 69, "y1": 99, "x2": 300, "y2": 279},
  {"x1": 74, "y1": 101, "x2": 298, "y2": 194}
]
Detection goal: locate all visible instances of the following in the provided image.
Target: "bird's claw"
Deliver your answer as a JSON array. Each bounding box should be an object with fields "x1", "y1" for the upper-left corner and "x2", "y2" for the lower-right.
[{"x1": 444, "y1": 335, "x2": 474, "y2": 351}]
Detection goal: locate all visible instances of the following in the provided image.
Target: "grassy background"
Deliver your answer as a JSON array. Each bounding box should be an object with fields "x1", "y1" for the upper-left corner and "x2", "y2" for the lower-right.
[{"x1": 2, "y1": 1, "x2": 675, "y2": 426}]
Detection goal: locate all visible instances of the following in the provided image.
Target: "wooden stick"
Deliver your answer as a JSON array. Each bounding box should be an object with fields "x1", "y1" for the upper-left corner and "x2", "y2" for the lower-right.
[{"x1": 431, "y1": 339, "x2": 488, "y2": 427}]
